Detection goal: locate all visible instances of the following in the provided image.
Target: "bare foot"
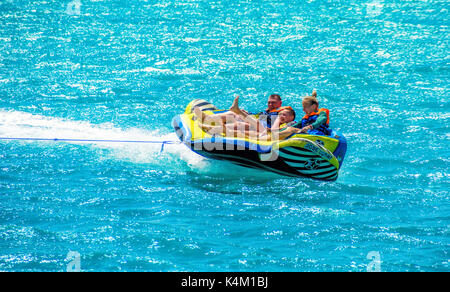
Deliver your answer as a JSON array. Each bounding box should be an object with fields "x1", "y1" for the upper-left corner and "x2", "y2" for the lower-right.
[
  {"x1": 229, "y1": 95, "x2": 241, "y2": 114},
  {"x1": 193, "y1": 107, "x2": 206, "y2": 122}
]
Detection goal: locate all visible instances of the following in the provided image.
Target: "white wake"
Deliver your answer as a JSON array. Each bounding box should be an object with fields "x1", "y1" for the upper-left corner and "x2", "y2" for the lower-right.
[{"x1": 0, "y1": 109, "x2": 206, "y2": 169}]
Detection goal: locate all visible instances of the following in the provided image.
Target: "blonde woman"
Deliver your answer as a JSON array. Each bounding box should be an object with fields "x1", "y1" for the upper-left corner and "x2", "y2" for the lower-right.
[{"x1": 293, "y1": 90, "x2": 331, "y2": 135}]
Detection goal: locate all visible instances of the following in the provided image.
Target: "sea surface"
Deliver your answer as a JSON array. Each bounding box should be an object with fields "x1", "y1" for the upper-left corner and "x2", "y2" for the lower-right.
[{"x1": 0, "y1": 0, "x2": 448, "y2": 272}]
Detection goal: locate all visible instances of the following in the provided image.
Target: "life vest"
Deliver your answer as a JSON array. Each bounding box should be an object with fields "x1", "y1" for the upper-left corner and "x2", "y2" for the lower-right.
[{"x1": 301, "y1": 108, "x2": 331, "y2": 135}]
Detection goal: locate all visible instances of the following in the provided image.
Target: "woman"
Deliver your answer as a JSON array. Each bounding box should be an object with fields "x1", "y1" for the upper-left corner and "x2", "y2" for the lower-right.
[{"x1": 293, "y1": 90, "x2": 331, "y2": 135}]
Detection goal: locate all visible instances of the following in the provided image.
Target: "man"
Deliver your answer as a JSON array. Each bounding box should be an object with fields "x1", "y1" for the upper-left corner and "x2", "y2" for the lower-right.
[{"x1": 252, "y1": 94, "x2": 284, "y2": 128}]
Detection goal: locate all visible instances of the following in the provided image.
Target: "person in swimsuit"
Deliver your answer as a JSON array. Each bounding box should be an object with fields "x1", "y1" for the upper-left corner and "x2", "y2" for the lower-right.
[
  {"x1": 193, "y1": 94, "x2": 285, "y2": 130},
  {"x1": 197, "y1": 96, "x2": 300, "y2": 141}
]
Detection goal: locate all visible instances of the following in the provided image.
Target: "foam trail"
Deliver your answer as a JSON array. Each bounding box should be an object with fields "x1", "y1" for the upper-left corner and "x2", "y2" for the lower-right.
[
  {"x1": 0, "y1": 110, "x2": 279, "y2": 178},
  {"x1": 0, "y1": 109, "x2": 206, "y2": 168}
]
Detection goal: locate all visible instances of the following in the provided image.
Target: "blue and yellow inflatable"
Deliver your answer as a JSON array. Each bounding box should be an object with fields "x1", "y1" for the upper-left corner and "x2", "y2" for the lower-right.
[{"x1": 172, "y1": 99, "x2": 347, "y2": 181}]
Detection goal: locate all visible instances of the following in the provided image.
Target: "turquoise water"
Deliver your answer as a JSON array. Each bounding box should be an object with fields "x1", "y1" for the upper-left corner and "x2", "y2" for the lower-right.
[{"x1": 0, "y1": 0, "x2": 448, "y2": 272}]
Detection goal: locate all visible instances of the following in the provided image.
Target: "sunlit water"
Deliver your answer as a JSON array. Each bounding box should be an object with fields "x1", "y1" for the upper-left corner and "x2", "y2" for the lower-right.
[{"x1": 0, "y1": 0, "x2": 448, "y2": 271}]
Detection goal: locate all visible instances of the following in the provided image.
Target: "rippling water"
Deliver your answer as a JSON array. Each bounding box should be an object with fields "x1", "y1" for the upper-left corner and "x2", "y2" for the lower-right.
[{"x1": 0, "y1": 0, "x2": 448, "y2": 271}]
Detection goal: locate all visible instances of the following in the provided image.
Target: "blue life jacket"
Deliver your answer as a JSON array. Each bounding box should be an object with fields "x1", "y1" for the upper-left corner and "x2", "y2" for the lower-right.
[{"x1": 300, "y1": 108, "x2": 331, "y2": 136}]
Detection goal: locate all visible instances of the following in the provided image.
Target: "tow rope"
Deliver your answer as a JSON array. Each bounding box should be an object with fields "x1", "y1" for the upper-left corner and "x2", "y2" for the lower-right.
[{"x1": 0, "y1": 137, "x2": 182, "y2": 153}]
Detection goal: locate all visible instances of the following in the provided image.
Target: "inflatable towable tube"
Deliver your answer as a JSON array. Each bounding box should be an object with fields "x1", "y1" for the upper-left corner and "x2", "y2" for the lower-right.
[{"x1": 172, "y1": 99, "x2": 347, "y2": 181}]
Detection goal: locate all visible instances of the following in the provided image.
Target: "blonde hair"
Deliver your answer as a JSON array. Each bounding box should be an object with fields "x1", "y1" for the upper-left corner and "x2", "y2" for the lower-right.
[{"x1": 303, "y1": 90, "x2": 319, "y2": 107}]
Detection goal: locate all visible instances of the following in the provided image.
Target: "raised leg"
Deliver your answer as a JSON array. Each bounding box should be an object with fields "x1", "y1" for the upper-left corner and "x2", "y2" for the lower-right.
[{"x1": 194, "y1": 106, "x2": 240, "y2": 126}]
